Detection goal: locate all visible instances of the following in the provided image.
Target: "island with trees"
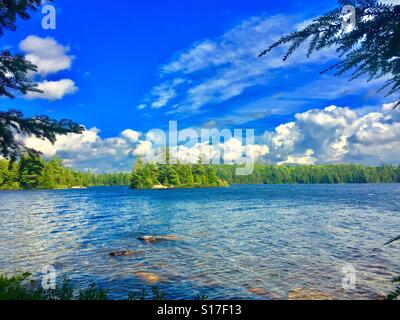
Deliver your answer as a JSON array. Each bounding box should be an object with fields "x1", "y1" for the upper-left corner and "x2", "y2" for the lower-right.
[{"x1": 130, "y1": 157, "x2": 229, "y2": 189}]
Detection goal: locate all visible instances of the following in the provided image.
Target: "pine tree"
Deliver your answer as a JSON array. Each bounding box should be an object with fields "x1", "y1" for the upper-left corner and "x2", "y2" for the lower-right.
[
  {"x1": 18, "y1": 155, "x2": 44, "y2": 189},
  {"x1": 259, "y1": 0, "x2": 400, "y2": 108},
  {"x1": 0, "y1": 0, "x2": 83, "y2": 161}
]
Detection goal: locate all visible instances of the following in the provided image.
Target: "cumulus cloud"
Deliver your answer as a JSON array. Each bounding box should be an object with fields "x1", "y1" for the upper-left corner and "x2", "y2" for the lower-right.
[
  {"x1": 26, "y1": 79, "x2": 78, "y2": 100},
  {"x1": 23, "y1": 128, "x2": 141, "y2": 172},
  {"x1": 263, "y1": 102, "x2": 400, "y2": 165},
  {"x1": 121, "y1": 129, "x2": 141, "y2": 142},
  {"x1": 19, "y1": 35, "x2": 73, "y2": 77},
  {"x1": 133, "y1": 137, "x2": 270, "y2": 165},
  {"x1": 20, "y1": 102, "x2": 400, "y2": 172},
  {"x1": 133, "y1": 140, "x2": 153, "y2": 157},
  {"x1": 19, "y1": 35, "x2": 78, "y2": 101}
]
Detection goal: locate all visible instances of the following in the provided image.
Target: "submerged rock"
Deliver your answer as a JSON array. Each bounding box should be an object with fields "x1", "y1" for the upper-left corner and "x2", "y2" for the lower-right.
[
  {"x1": 134, "y1": 271, "x2": 161, "y2": 284},
  {"x1": 288, "y1": 288, "x2": 333, "y2": 300},
  {"x1": 248, "y1": 287, "x2": 269, "y2": 296},
  {"x1": 108, "y1": 250, "x2": 136, "y2": 257},
  {"x1": 138, "y1": 235, "x2": 181, "y2": 243}
]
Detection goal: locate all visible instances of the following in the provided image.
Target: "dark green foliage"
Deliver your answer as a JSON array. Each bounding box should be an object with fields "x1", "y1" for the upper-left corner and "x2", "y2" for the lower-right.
[
  {"x1": 130, "y1": 159, "x2": 227, "y2": 189},
  {"x1": 1, "y1": 273, "x2": 210, "y2": 300},
  {"x1": 0, "y1": 273, "x2": 108, "y2": 300},
  {"x1": 130, "y1": 161, "x2": 400, "y2": 189},
  {"x1": 216, "y1": 163, "x2": 400, "y2": 185},
  {"x1": 0, "y1": 156, "x2": 131, "y2": 190},
  {"x1": 0, "y1": 272, "x2": 43, "y2": 300},
  {"x1": 387, "y1": 276, "x2": 400, "y2": 300},
  {"x1": 0, "y1": 50, "x2": 39, "y2": 98},
  {"x1": 0, "y1": 110, "x2": 84, "y2": 161},
  {"x1": 0, "y1": 0, "x2": 45, "y2": 36},
  {"x1": 18, "y1": 154, "x2": 44, "y2": 189},
  {"x1": 0, "y1": 0, "x2": 84, "y2": 161},
  {"x1": 259, "y1": 0, "x2": 400, "y2": 108},
  {"x1": 195, "y1": 292, "x2": 209, "y2": 300},
  {"x1": 128, "y1": 288, "x2": 147, "y2": 300},
  {"x1": 77, "y1": 283, "x2": 108, "y2": 300}
]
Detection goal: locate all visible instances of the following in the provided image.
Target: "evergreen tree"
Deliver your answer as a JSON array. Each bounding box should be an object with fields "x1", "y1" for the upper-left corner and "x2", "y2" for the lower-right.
[
  {"x1": 259, "y1": 0, "x2": 400, "y2": 108},
  {"x1": 0, "y1": 0, "x2": 83, "y2": 161},
  {"x1": 18, "y1": 155, "x2": 44, "y2": 189}
]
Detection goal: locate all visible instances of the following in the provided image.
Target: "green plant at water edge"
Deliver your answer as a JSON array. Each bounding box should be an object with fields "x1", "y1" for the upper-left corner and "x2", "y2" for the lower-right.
[
  {"x1": 78, "y1": 282, "x2": 108, "y2": 300},
  {"x1": 128, "y1": 288, "x2": 147, "y2": 300},
  {"x1": 0, "y1": 273, "x2": 107, "y2": 300},
  {"x1": 0, "y1": 273, "x2": 44, "y2": 300},
  {"x1": 127, "y1": 286, "x2": 166, "y2": 300},
  {"x1": 195, "y1": 292, "x2": 209, "y2": 300},
  {"x1": 387, "y1": 277, "x2": 400, "y2": 300},
  {"x1": 0, "y1": 273, "x2": 205, "y2": 300}
]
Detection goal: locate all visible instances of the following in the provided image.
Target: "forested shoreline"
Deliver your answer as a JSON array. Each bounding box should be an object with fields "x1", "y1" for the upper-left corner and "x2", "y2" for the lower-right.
[
  {"x1": 1, "y1": 155, "x2": 400, "y2": 191},
  {"x1": 0, "y1": 156, "x2": 130, "y2": 190},
  {"x1": 216, "y1": 163, "x2": 400, "y2": 185},
  {"x1": 130, "y1": 160, "x2": 400, "y2": 190}
]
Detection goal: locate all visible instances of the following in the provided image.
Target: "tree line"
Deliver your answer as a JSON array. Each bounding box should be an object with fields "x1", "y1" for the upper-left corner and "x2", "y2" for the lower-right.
[
  {"x1": 130, "y1": 159, "x2": 400, "y2": 189},
  {"x1": 130, "y1": 157, "x2": 228, "y2": 189},
  {"x1": 0, "y1": 156, "x2": 130, "y2": 190},
  {"x1": 2, "y1": 155, "x2": 399, "y2": 191},
  {"x1": 216, "y1": 163, "x2": 400, "y2": 185}
]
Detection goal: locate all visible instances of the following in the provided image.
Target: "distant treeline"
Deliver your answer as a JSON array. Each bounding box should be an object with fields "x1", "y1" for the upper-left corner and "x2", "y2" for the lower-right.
[
  {"x1": 215, "y1": 164, "x2": 400, "y2": 184},
  {"x1": 0, "y1": 156, "x2": 130, "y2": 190},
  {"x1": 130, "y1": 158, "x2": 228, "y2": 189},
  {"x1": 2, "y1": 155, "x2": 399, "y2": 191}
]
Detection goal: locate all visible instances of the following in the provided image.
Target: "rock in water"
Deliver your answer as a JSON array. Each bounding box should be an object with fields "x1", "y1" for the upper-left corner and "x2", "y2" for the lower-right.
[
  {"x1": 288, "y1": 288, "x2": 333, "y2": 300},
  {"x1": 138, "y1": 235, "x2": 181, "y2": 243},
  {"x1": 151, "y1": 185, "x2": 168, "y2": 189},
  {"x1": 134, "y1": 271, "x2": 161, "y2": 284},
  {"x1": 109, "y1": 250, "x2": 136, "y2": 257},
  {"x1": 248, "y1": 287, "x2": 269, "y2": 296}
]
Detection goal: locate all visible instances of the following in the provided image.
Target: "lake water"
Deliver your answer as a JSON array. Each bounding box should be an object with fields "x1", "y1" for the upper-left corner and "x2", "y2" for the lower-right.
[{"x1": 0, "y1": 184, "x2": 399, "y2": 299}]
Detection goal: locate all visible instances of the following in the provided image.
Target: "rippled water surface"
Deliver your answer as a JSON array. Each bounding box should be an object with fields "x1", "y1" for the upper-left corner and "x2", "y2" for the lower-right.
[{"x1": 1, "y1": 184, "x2": 399, "y2": 299}]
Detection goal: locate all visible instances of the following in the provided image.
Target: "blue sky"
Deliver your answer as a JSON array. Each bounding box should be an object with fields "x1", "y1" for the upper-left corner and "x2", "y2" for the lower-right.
[{"x1": 2, "y1": 0, "x2": 400, "y2": 171}]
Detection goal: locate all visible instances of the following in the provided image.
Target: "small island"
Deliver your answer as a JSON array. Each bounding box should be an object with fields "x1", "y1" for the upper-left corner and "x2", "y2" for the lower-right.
[{"x1": 130, "y1": 157, "x2": 229, "y2": 189}]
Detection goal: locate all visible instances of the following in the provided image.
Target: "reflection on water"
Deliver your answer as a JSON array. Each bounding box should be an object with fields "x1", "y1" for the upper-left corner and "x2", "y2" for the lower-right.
[{"x1": 0, "y1": 184, "x2": 399, "y2": 299}]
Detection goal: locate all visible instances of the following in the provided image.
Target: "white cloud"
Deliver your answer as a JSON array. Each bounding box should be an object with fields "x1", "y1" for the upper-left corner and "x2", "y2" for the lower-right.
[
  {"x1": 18, "y1": 35, "x2": 78, "y2": 101},
  {"x1": 133, "y1": 140, "x2": 153, "y2": 157},
  {"x1": 21, "y1": 102, "x2": 400, "y2": 172},
  {"x1": 22, "y1": 128, "x2": 141, "y2": 172},
  {"x1": 278, "y1": 149, "x2": 316, "y2": 165},
  {"x1": 264, "y1": 102, "x2": 400, "y2": 165},
  {"x1": 136, "y1": 137, "x2": 270, "y2": 165},
  {"x1": 26, "y1": 79, "x2": 78, "y2": 101},
  {"x1": 218, "y1": 138, "x2": 269, "y2": 164},
  {"x1": 138, "y1": 14, "x2": 338, "y2": 114},
  {"x1": 19, "y1": 35, "x2": 73, "y2": 77},
  {"x1": 141, "y1": 78, "x2": 185, "y2": 109},
  {"x1": 121, "y1": 129, "x2": 141, "y2": 142}
]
